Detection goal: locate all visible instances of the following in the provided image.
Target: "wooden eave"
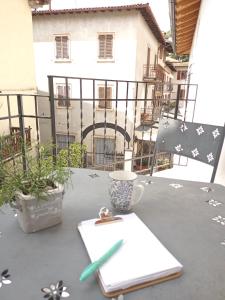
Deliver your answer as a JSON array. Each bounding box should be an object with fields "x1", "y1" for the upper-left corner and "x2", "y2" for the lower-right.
[{"x1": 174, "y1": 0, "x2": 201, "y2": 54}]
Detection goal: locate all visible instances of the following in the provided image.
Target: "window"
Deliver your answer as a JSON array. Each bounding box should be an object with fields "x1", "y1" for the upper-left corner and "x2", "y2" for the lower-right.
[
  {"x1": 98, "y1": 34, "x2": 113, "y2": 59},
  {"x1": 98, "y1": 86, "x2": 112, "y2": 109},
  {"x1": 55, "y1": 35, "x2": 69, "y2": 60},
  {"x1": 56, "y1": 84, "x2": 71, "y2": 107},
  {"x1": 177, "y1": 71, "x2": 187, "y2": 80},
  {"x1": 179, "y1": 89, "x2": 185, "y2": 99},
  {"x1": 56, "y1": 134, "x2": 75, "y2": 151},
  {"x1": 159, "y1": 45, "x2": 164, "y2": 59}
]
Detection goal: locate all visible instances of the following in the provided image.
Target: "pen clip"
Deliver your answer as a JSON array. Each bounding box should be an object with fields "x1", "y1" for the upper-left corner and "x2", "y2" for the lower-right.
[{"x1": 95, "y1": 207, "x2": 122, "y2": 225}]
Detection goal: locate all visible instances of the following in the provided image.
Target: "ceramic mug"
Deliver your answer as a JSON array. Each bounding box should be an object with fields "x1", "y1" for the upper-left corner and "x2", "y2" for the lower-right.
[{"x1": 109, "y1": 170, "x2": 145, "y2": 212}]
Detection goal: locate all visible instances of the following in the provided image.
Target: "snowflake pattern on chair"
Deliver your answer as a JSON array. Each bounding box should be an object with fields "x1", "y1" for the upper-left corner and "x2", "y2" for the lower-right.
[
  {"x1": 156, "y1": 119, "x2": 224, "y2": 167},
  {"x1": 207, "y1": 153, "x2": 214, "y2": 163},
  {"x1": 196, "y1": 125, "x2": 204, "y2": 135},
  {"x1": 212, "y1": 128, "x2": 220, "y2": 139},
  {"x1": 191, "y1": 148, "x2": 199, "y2": 158}
]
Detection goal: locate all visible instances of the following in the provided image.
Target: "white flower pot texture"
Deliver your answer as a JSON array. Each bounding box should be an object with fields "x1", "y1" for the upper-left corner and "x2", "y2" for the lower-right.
[{"x1": 14, "y1": 183, "x2": 64, "y2": 233}]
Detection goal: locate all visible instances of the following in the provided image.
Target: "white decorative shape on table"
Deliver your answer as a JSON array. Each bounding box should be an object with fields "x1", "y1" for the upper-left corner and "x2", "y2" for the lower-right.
[
  {"x1": 200, "y1": 186, "x2": 214, "y2": 192},
  {"x1": 212, "y1": 215, "x2": 225, "y2": 226},
  {"x1": 169, "y1": 183, "x2": 183, "y2": 189},
  {"x1": 180, "y1": 123, "x2": 188, "y2": 132},
  {"x1": 175, "y1": 144, "x2": 183, "y2": 152},
  {"x1": 0, "y1": 270, "x2": 12, "y2": 289},
  {"x1": 207, "y1": 199, "x2": 222, "y2": 207},
  {"x1": 163, "y1": 120, "x2": 170, "y2": 128}
]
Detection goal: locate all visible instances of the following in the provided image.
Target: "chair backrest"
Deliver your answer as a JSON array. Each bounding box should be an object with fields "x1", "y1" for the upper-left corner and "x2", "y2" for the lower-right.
[{"x1": 154, "y1": 118, "x2": 225, "y2": 182}]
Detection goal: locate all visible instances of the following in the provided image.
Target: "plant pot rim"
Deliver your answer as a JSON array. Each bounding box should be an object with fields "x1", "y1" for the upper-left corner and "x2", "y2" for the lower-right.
[{"x1": 15, "y1": 182, "x2": 64, "y2": 201}]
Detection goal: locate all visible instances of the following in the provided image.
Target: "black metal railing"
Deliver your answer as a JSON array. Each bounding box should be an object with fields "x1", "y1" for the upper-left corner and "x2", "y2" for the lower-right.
[
  {"x1": 143, "y1": 64, "x2": 165, "y2": 81},
  {"x1": 0, "y1": 77, "x2": 198, "y2": 173}
]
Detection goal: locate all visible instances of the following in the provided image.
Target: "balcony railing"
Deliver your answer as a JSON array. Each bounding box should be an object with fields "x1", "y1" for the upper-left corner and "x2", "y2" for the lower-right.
[
  {"x1": 143, "y1": 64, "x2": 165, "y2": 81},
  {"x1": 0, "y1": 78, "x2": 197, "y2": 174}
]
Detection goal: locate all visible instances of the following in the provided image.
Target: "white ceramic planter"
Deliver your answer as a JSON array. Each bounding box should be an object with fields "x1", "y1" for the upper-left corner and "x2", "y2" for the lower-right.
[{"x1": 14, "y1": 183, "x2": 64, "y2": 233}]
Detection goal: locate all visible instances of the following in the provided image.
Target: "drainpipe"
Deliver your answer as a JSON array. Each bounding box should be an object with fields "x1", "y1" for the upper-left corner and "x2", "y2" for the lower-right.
[{"x1": 169, "y1": 0, "x2": 176, "y2": 53}]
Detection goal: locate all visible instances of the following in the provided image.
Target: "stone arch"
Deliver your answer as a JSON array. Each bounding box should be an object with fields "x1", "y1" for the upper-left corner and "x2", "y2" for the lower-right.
[{"x1": 82, "y1": 122, "x2": 131, "y2": 143}]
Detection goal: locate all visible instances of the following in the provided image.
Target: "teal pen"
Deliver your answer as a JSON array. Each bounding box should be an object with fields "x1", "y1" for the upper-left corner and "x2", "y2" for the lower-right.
[{"x1": 80, "y1": 239, "x2": 123, "y2": 282}]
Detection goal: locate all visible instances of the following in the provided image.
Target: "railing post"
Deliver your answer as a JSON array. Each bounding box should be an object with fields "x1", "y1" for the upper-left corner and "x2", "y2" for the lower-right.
[
  {"x1": 174, "y1": 84, "x2": 181, "y2": 119},
  {"x1": 17, "y1": 94, "x2": 27, "y2": 172},
  {"x1": 48, "y1": 75, "x2": 57, "y2": 164}
]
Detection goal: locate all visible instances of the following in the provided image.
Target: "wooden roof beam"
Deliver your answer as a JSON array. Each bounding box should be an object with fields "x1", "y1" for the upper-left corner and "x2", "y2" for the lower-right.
[
  {"x1": 176, "y1": 20, "x2": 198, "y2": 33},
  {"x1": 176, "y1": 12, "x2": 198, "y2": 25},
  {"x1": 176, "y1": 40, "x2": 192, "y2": 50},
  {"x1": 176, "y1": 37, "x2": 193, "y2": 45},
  {"x1": 176, "y1": 47, "x2": 190, "y2": 55},
  {"x1": 176, "y1": 27, "x2": 195, "y2": 38},
  {"x1": 176, "y1": 11, "x2": 198, "y2": 25},
  {"x1": 177, "y1": 3, "x2": 200, "y2": 17},
  {"x1": 176, "y1": 0, "x2": 200, "y2": 14}
]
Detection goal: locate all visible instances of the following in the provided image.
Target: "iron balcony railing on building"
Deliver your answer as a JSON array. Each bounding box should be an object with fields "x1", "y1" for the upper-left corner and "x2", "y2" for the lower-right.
[
  {"x1": 0, "y1": 126, "x2": 31, "y2": 160},
  {"x1": 164, "y1": 83, "x2": 173, "y2": 92},
  {"x1": 0, "y1": 77, "x2": 198, "y2": 174},
  {"x1": 140, "y1": 107, "x2": 161, "y2": 126},
  {"x1": 143, "y1": 64, "x2": 165, "y2": 82}
]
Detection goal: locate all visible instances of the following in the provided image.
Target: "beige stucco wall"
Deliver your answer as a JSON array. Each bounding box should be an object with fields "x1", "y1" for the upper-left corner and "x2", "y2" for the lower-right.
[
  {"x1": 0, "y1": 0, "x2": 37, "y2": 141},
  {"x1": 0, "y1": 0, "x2": 36, "y2": 93}
]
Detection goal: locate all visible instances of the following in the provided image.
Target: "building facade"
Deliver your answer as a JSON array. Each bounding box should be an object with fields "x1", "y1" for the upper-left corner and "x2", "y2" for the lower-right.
[{"x1": 32, "y1": 4, "x2": 172, "y2": 169}]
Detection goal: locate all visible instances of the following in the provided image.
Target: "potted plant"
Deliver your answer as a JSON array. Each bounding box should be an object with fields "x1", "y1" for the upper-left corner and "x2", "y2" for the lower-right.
[{"x1": 0, "y1": 142, "x2": 70, "y2": 233}]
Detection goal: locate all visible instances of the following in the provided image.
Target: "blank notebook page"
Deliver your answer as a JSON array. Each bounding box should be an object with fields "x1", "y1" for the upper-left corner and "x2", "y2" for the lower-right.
[{"x1": 78, "y1": 213, "x2": 183, "y2": 293}]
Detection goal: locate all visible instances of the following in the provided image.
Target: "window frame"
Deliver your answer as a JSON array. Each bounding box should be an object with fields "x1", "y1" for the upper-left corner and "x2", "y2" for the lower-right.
[
  {"x1": 54, "y1": 34, "x2": 71, "y2": 62},
  {"x1": 56, "y1": 133, "x2": 75, "y2": 151},
  {"x1": 177, "y1": 70, "x2": 187, "y2": 80},
  {"x1": 97, "y1": 32, "x2": 115, "y2": 62},
  {"x1": 56, "y1": 83, "x2": 72, "y2": 108}
]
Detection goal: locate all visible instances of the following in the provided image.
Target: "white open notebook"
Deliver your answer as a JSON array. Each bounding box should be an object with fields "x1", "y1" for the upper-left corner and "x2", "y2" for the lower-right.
[{"x1": 78, "y1": 213, "x2": 183, "y2": 294}]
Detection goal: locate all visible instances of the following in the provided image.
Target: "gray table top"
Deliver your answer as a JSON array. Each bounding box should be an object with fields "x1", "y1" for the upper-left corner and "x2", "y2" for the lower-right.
[{"x1": 1, "y1": 168, "x2": 225, "y2": 300}]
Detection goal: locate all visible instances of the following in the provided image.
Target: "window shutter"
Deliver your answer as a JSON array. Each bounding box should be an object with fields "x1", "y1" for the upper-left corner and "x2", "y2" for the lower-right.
[
  {"x1": 106, "y1": 87, "x2": 112, "y2": 109},
  {"x1": 57, "y1": 84, "x2": 71, "y2": 107},
  {"x1": 105, "y1": 35, "x2": 113, "y2": 58},
  {"x1": 55, "y1": 36, "x2": 62, "y2": 59},
  {"x1": 99, "y1": 35, "x2": 105, "y2": 58},
  {"x1": 57, "y1": 85, "x2": 64, "y2": 98},
  {"x1": 98, "y1": 34, "x2": 113, "y2": 59},
  {"x1": 62, "y1": 36, "x2": 69, "y2": 59},
  {"x1": 98, "y1": 87, "x2": 105, "y2": 108},
  {"x1": 98, "y1": 86, "x2": 112, "y2": 109}
]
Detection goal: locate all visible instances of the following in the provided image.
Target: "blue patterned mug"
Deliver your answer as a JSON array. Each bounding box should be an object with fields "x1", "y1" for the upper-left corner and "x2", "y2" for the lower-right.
[{"x1": 109, "y1": 171, "x2": 145, "y2": 212}]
